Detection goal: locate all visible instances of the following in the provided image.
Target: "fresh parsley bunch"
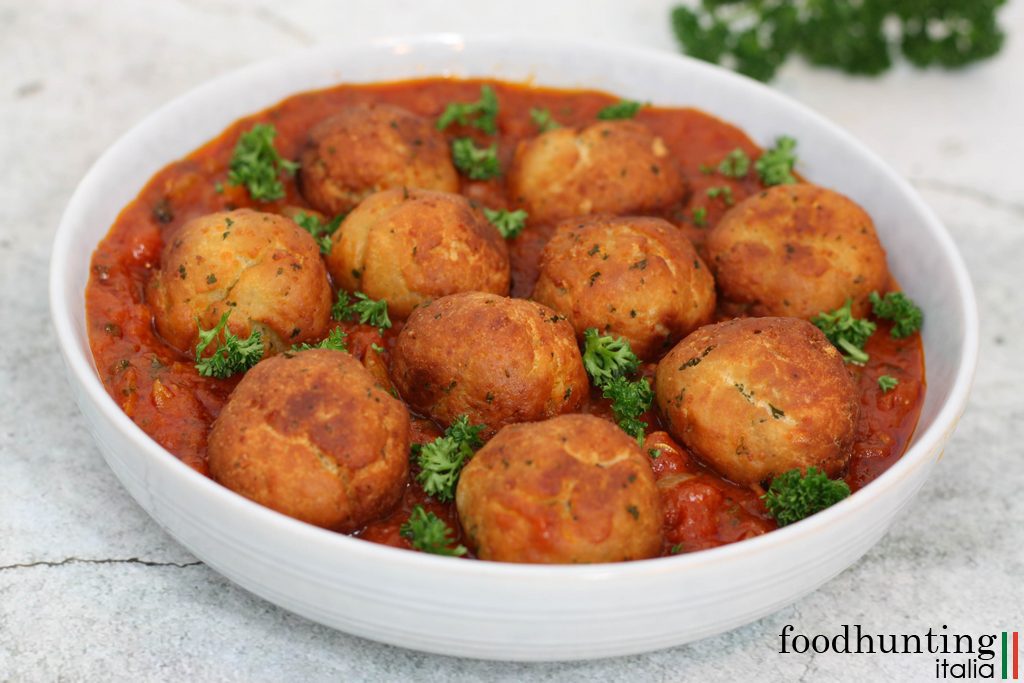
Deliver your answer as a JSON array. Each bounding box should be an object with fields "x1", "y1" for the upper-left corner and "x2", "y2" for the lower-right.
[{"x1": 671, "y1": 0, "x2": 1007, "y2": 83}]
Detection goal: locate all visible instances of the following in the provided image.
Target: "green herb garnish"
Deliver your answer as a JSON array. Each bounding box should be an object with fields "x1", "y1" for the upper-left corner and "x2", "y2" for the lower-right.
[
  {"x1": 812, "y1": 299, "x2": 877, "y2": 364},
  {"x1": 413, "y1": 415, "x2": 486, "y2": 503},
  {"x1": 227, "y1": 123, "x2": 298, "y2": 202},
  {"x1": 293, "y1": 211, "x2": 342, "y2": 255},
  {"x1": 717, "y1": 148, "x2": 751, "y2": 178},
  {"x1": 290, "y1": 327, "x2": 348, "y2": 353},
  {"x1": 331, "y1": 291, "x2": 391, "y2": 332},
  {"x1": 436, "y1": 85, "x2": 499, "y2": 135},
  {"x1": 762, "y1": 467, "x2": 851, "y2": 526},
  {"x1": 194, "y1": 310, "x2": 264, "y2": 378},
  {"x1": 597, "y1": 99, "x2": 644, "y2": 120},
  {"x1": 529, "y1": 107, "x2": 560, "y2": 132},
  {"x1": 399, "y1": 506, "x2": 468, "y2": 556},
  {"x1": 756, "y1": 136, "x2": 798, "y2": 186},
  {"x1": 483, "y1": 208, "x2": 528, "y2": 239},
  {"x1": 451, "y1": 138, "x2": 501, "y2": 180},
  {"x1": 870, "y1": 291, "x2": 923, "y2": 338},
  {"x1": 878, "y1": 375, "x2": 899, "y2": 393},
  {"x1": 581, "y1": 328, "x2": 640, "y2": 386},
  {"x1": 601, "y1": 375, "x2": 655, "y2": 444}
]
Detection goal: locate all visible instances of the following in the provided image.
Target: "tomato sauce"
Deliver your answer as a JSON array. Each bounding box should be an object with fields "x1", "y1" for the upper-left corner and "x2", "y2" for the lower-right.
[{"x1": 85, "y1": 78, "x2": 925, "y2": 557}]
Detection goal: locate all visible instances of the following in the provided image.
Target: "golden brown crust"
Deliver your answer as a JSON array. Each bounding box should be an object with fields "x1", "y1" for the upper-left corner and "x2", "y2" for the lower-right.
[
  {"x1": 532, "y1": 215, "x2": 716, "y2": 360},
  {"x1": 706, "y1": 184, "x2": 889, "y2": 318},
  {"x1": 146, "y1": 209, "x2": 332, "y2": 355},
  {"x1": 298, "y1": 104, "x2": 458, "y2": 215},
  {"x1": 325, "y1": 189, "x2": 510, "y2": 319},
  {"x1": 456, "y1": 414, "x2": 663, "y2": 563},
  {"x1": 508, "y1": 121, "x2": 684, "y2": 225},
  {"x1": 390, "y1": 292, "x2": 589, "y2": 436},
  {"x1": 654, "y1": 317, "x2": 859, "y2": 486},
  {"x1": 208, "y1": 349, "x2": 410, "y2": 531}
]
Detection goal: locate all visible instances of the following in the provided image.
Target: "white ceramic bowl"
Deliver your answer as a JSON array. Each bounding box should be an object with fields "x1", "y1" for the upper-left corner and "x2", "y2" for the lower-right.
[{"x1": 50, "y1": 36, "x2": 978, "y2": 661}]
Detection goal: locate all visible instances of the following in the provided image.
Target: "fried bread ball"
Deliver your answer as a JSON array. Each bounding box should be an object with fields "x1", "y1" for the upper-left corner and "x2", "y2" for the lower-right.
[
  {"x1": 208, "y1": 349, "x2": 410, "y2": 531},
  {"x1": 705, "y1": 184, "x2": 888, "y2": 318},
  {"x1": 655, "y1": 317, "x2": 858, "y2": 486},
  {"x1": 532, "y1": 215, "x2": 715, "y2": 360},
  {"x1": 456, "y1": 414, "x2": 663, "y2": 563},
  {"x1": 508, "y1": 120, "x2": 684, "y2": 225},
  {"x1": 298, "y1": 104, "x2": 459, "y2": 215},
  {"x1": 390, "y1": 292, "x2": 588, "y2": 435},
  {"x1": 146, "y1": 209, "x2": 332, "y2": 355},
  {"x1": 326, "y1": 189, "x2": 510, "y2": 319}
]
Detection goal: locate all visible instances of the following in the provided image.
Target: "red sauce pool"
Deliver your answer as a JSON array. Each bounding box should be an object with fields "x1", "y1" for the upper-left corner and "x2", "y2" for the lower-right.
[{"x1": 85, "y1": 78, "x2": 925, "y2": 557}]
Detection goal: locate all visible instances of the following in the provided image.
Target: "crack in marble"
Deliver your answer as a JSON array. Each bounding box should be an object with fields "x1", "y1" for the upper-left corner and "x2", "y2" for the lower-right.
[
  {"x1": 910, "y1": 177, "x2": 1024, "y2": 218},
  {"x1": 0, "y1": 557, "x2": 203, "y2": 572}
]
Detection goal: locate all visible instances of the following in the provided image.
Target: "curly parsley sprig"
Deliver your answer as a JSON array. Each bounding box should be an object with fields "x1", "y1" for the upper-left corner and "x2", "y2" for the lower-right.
[
  {"x1": 812, "y1": 299, "x2": 876, "y2": 364},
  {"x1": 293, "y1": 211, "x2": 342, "y2": 255},
  {"x1": 451, "y1": 138, "x2": 501, "y2": 180},
  {"x1": 762, "y1": 467, "x2": 851, "y2": 526},
  {"x1": 483, "y1": 208, "x2": 527, "y2": 239},
  {"x1": 870, "y1": 291, "x2": 923, "y2": 339},
  {"x1": 529, "y1": 107, "x2": 560, "y2": 132},
  {"x1": 581, "y1": 329, "x2": 652, "y2": 442},
  {"x1": 756, "y1": 136, "x2": 798, "y2": 187},
  {"x1": 597, "y1": 99, "x2": 644, "y2": 120},
  {"x1": 601, "y1": 375, "x2": 655, "y2": 443},
  {"x1": 717, "y1": 148, "x2": 751, "y2": 178},
  {"x1": 413, "y1": 415, "x2": 487, "y2": 502},
  {"x1": 331, "y1": 291, "x2": 391, "y2": 332},
  {"x1": 399, "y1": 506, "x2": 468, "y2": 557},
  {"x1": 227, "y1": 123, "x2": 298, "y2": 202},
  {"x1": 436, "y1": 85, "x2": 499, "y2": 134},
  {"x1": 194, "y1": 310, "x2": 264, "y2": 378},
  {"x1": 289, "y1": 327, "x2": 348, "y2": 353},
  {"x1": 582, "y1": 328, "x2": 640, "y2": 386}
]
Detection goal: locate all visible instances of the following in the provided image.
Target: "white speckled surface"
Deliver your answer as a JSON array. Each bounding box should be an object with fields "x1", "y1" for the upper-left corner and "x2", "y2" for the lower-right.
[{"x1": 2, "y1": 0, "x2": 1022, "y2": 680}]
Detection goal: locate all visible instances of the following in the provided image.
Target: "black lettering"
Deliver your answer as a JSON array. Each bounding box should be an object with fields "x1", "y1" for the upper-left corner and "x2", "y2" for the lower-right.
[
  {"x1": 978, "y1": 634, "x2": 996, "y2": 661},
  {"x1": 902, "y1": 633, "x2": 922, "y2": 654},
  {"x1": 856, "y1": 624, "x2": 875, "y2": 653}
]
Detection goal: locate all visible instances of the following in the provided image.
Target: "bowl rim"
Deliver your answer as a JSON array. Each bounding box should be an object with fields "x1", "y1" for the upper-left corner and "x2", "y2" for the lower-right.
[{"x1": 49, "y1": 34, "x2": 979, "y2": 580}]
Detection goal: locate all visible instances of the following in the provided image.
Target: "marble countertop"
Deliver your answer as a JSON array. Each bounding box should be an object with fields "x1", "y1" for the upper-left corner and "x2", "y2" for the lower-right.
[{"x1": 2, "y1": 1, "x2": 1022, "y2": 680}]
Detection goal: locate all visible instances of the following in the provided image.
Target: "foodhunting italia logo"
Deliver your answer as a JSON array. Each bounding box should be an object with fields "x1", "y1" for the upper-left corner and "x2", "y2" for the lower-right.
[{"x1": 779, "y1": 625, "x2": 1021, "y2": 679}]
